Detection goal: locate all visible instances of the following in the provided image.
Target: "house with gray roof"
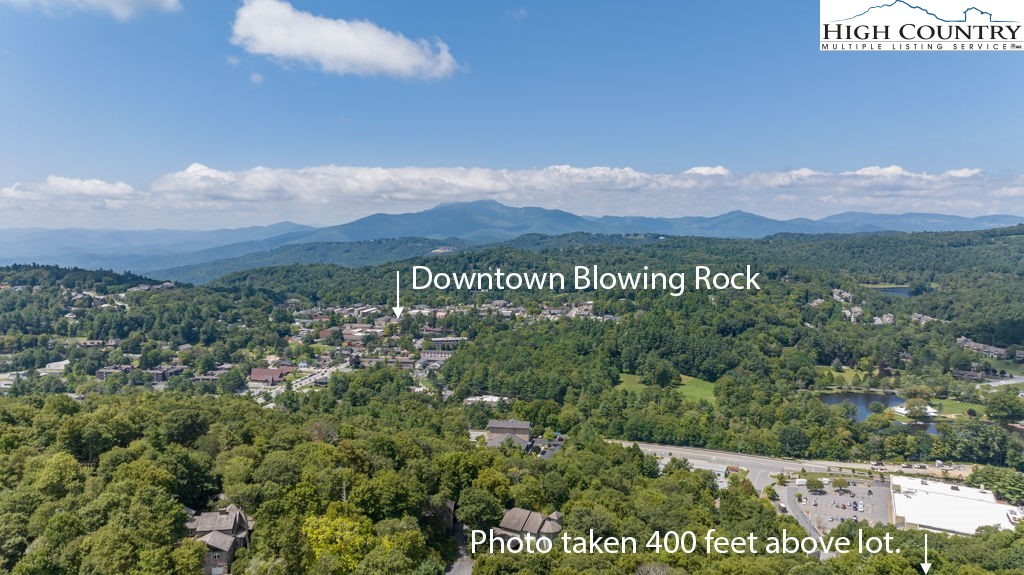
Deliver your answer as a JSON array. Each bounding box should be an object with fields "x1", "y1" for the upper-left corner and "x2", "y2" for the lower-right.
[
  {"x1": 185, "y1": 504, "x2": 253, "y2": 575},
  {"x1": 491, "y1": 507, "x2": 563, "y2": 540}
]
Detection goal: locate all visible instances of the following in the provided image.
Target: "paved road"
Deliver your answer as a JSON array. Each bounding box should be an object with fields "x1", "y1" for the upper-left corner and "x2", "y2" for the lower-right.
[
  {"x1": 446, "y1": 523, "x2": 474, "y2": 575},
  {"x1": 781, "y1": 487, "x2": 824, "y2": 541},
  {"x1": 612, "y1": 441, "x2": 859, "y2": 491},
  {"x1": 257, "y1": 365, "x2": 351, "y2": 399},
  {"x1": 982, "y1": 375, "x2": 1024, "y2": 388},
  {"x1": 611, "y1": 441, "x2": 968, "y2": 488}
]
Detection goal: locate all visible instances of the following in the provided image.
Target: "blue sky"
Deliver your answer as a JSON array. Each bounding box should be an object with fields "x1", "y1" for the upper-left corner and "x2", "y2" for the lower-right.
[{"x1": 0, "y1": 0, "x2": 1021, "y2": 228}]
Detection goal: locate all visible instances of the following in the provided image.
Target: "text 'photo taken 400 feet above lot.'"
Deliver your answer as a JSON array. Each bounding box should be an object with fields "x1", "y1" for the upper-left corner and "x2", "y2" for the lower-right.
[{"x1": 0, "y1": 1, "x2": 1022, "y2": 575}]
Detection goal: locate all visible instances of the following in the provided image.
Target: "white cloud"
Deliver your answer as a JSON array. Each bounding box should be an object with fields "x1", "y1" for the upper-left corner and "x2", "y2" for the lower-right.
[
  {"x1": 843, "y1": 165, "x2": 927, "y2": 178},
  {"x1": 684, "y1": 166, "x2": 730, "y2": 176},
  {"x1": 230, "y1": 0, "x2": 456, "y2": 79},
  {"x1": 2, "y1": 164, "x2": 1016, "y2": 228},
  {"x1": 249, "y1": 72, "x2": 264, "y2": 85},
  {"x1": 0, "y1": 0, "x2": 180, "y2": 20},
  {"x1": 0, "y1": 176, "x2": 136, "y2": 212},
  {"x1": 144, "y1": 162, "x2": 1009, "y2": 224},
  {"x1": 943, "y1": 168, "x2": 983, "y2": 178}
]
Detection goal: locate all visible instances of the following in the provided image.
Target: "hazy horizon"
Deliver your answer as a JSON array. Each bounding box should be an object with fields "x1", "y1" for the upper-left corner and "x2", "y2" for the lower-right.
[{"x1": 0, "y1": 200, "x2": 1022, "y2": 232}]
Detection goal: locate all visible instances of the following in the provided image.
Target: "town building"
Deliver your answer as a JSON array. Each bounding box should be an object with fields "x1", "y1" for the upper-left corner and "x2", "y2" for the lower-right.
[
  {"x1": 249, "y1": 366, "x2": 295, "y2": 384},
  {"x1": 890, "y1": 476, "x2": 1021, "y2": 536},
  {"x1": 484, "y1": 419, "x2": 532, "y2": 449},
  {"x1": 463, "y1": 394, "x2": 511, "y2": 406},
  {"x1": 96, "y1": 365, "x2": 133, "y2": 381},
  {"x1": 956, "y1": 337, "x2": 1008, "y2": 359},
  {"x1": 420, "y1": 349, "x2": 454, "y2": 362},
  {"x1": 145, "y1": 364, "x2": 186, "y2": 382}
]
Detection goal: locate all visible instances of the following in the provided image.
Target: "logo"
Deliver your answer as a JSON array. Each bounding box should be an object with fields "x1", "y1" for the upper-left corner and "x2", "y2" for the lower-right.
[{"x1": 820, "y1": 0, "x2": 1024, "y2": 51}]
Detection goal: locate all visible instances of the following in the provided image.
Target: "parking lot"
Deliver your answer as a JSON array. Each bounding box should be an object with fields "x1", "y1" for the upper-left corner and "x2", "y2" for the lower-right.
[{"x1": 779, "y1": 478, "x2": 891, "y2": 535}]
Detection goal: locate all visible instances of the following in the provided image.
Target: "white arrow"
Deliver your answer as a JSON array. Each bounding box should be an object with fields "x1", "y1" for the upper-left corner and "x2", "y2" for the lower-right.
[
  {"x1": 392, "y1": 271, "x2": 405, "y2": 319},
  {"x1": 921, "y1": 533, "x2": 931, "y2": 574}
]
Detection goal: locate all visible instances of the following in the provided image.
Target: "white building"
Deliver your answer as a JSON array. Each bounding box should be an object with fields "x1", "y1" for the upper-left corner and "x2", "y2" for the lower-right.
[
  {"x1": 890, "y1": 476, "x2": 1021, "y2": 536},
  {"x1": 892, "y1": 404, "x2": 939, "y2": 417},
  {"x1": 463, "y1": 395, "x2": 510, "y2": 406},
  {"x1": 39, "y1": 360, "x2": 70, "y2": 375}
]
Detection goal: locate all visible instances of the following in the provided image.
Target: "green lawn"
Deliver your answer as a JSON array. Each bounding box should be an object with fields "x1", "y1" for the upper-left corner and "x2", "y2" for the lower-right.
[
  {"x1": 677, "y1": 375, "x2": 716, "y2": 403},
  {"x1": 986, "y1": 359, "x2": 1024, "y2": 377},
  {"x1": 615, "y1": 373, "x2": 717, "y2": 403},
  {"x1": 933, "y1": 398, "x2": 986, "y2": 416}
]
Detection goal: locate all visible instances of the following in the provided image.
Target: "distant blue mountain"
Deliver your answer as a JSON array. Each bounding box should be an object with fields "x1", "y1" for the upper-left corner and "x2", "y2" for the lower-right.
[
  {"x1": 293, "y1": 200, "x2": 602, "y2": 244},
  {"x1": 2, "y1": 200, "x2": 1022, "y2": 281},
  {"x1": 0, "y1": 221, "x2": 315, "y2": 270}
]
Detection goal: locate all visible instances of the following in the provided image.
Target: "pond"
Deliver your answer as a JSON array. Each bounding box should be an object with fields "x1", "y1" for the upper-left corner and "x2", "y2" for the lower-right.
[
  {"x1": 819, "y1": 392, "x2": 938, "y2": 435},
  {"x1": 863, "y1": 285, "x2": 913, "y2": 298}
]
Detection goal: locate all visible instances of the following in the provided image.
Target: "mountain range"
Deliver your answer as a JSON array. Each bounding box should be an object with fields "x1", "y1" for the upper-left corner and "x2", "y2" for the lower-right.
[{"x1": 1, "y1": 200, "x2": 1021, "y2": 283}]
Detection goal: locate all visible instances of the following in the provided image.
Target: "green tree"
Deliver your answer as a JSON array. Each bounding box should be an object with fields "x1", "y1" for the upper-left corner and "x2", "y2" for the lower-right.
[
  {"x1": 303, "y1": 511, "x2": 375, "y2": 573},
  {"x1": 985, "y1": 389, "x2": 1024, "y2": 422},
  {"x1": 457, "y1": 487, "x2": 504, "y2": 530}
]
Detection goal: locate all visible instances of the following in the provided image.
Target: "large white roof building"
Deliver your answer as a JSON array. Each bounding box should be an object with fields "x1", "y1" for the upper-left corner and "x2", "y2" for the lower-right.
[{"x1": 890, "y1": 476, "x2": 1021, "y2": 536}]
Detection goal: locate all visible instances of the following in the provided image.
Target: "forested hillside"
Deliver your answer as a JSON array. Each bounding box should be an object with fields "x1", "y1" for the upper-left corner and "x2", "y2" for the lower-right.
[{"x1": 2, "y1": 226, "x2": 1024, "y2": 574}]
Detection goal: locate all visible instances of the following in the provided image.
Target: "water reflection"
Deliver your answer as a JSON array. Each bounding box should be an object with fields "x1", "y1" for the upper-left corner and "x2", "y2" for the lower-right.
[{"x1": 819, "y1": 392, "x2": 938, "y2": 435}]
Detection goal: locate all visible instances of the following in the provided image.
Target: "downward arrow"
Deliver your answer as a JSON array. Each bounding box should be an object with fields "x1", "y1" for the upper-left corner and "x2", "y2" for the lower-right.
[
  {"x1": 921, "y1": 533, "x2": 931, "y2": 574},
  {"x1": 392, "y1": 271, "x2": 405, "y2": 319}
]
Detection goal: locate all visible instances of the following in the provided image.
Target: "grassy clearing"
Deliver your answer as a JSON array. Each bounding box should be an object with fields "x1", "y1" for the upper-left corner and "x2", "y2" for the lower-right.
[
  {"x1": 677, "y1": 375, "x2": 716, "y2": 403},
  {"x1": 615, "y1": 373, "x2": 717, "y2": 403},
  {"x1": 933, "y1": 398, "x2": 986, "y2": 416},
  {"x1": 986, "y1": 359, "x2": 1024, "y2": 377}
]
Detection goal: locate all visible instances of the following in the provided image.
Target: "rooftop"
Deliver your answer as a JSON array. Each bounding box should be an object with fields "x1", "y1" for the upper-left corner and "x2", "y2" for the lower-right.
[
  {"x1": 891, "y1": 476, "x2": 1020, "y2": 536},
  {"x1": 487, "y1": 419, "x2": 531, "y2": 430}
]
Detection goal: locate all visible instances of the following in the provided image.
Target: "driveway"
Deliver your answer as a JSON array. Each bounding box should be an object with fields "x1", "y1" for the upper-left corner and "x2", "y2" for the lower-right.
[{"x1": 446, "y1": 523, "x2": 474, "y2": 575}]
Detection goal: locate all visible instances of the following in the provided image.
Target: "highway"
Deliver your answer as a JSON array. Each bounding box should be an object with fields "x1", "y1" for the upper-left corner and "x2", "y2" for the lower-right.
[
  {"x1": 610, "y1": 441, "x2": 861, "y2": 491},
  {"x1": 609, "y1": 440, "x2": 967, "y2": 489}
]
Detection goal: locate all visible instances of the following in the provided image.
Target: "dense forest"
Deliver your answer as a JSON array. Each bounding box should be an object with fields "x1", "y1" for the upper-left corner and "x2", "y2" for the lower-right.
[
  {"x1": 2, "y1": 371, "x2": 1024, "y2": 575},
  {"x1": 2, "y1": 226, "x2": 1024, "y2": 574}
]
